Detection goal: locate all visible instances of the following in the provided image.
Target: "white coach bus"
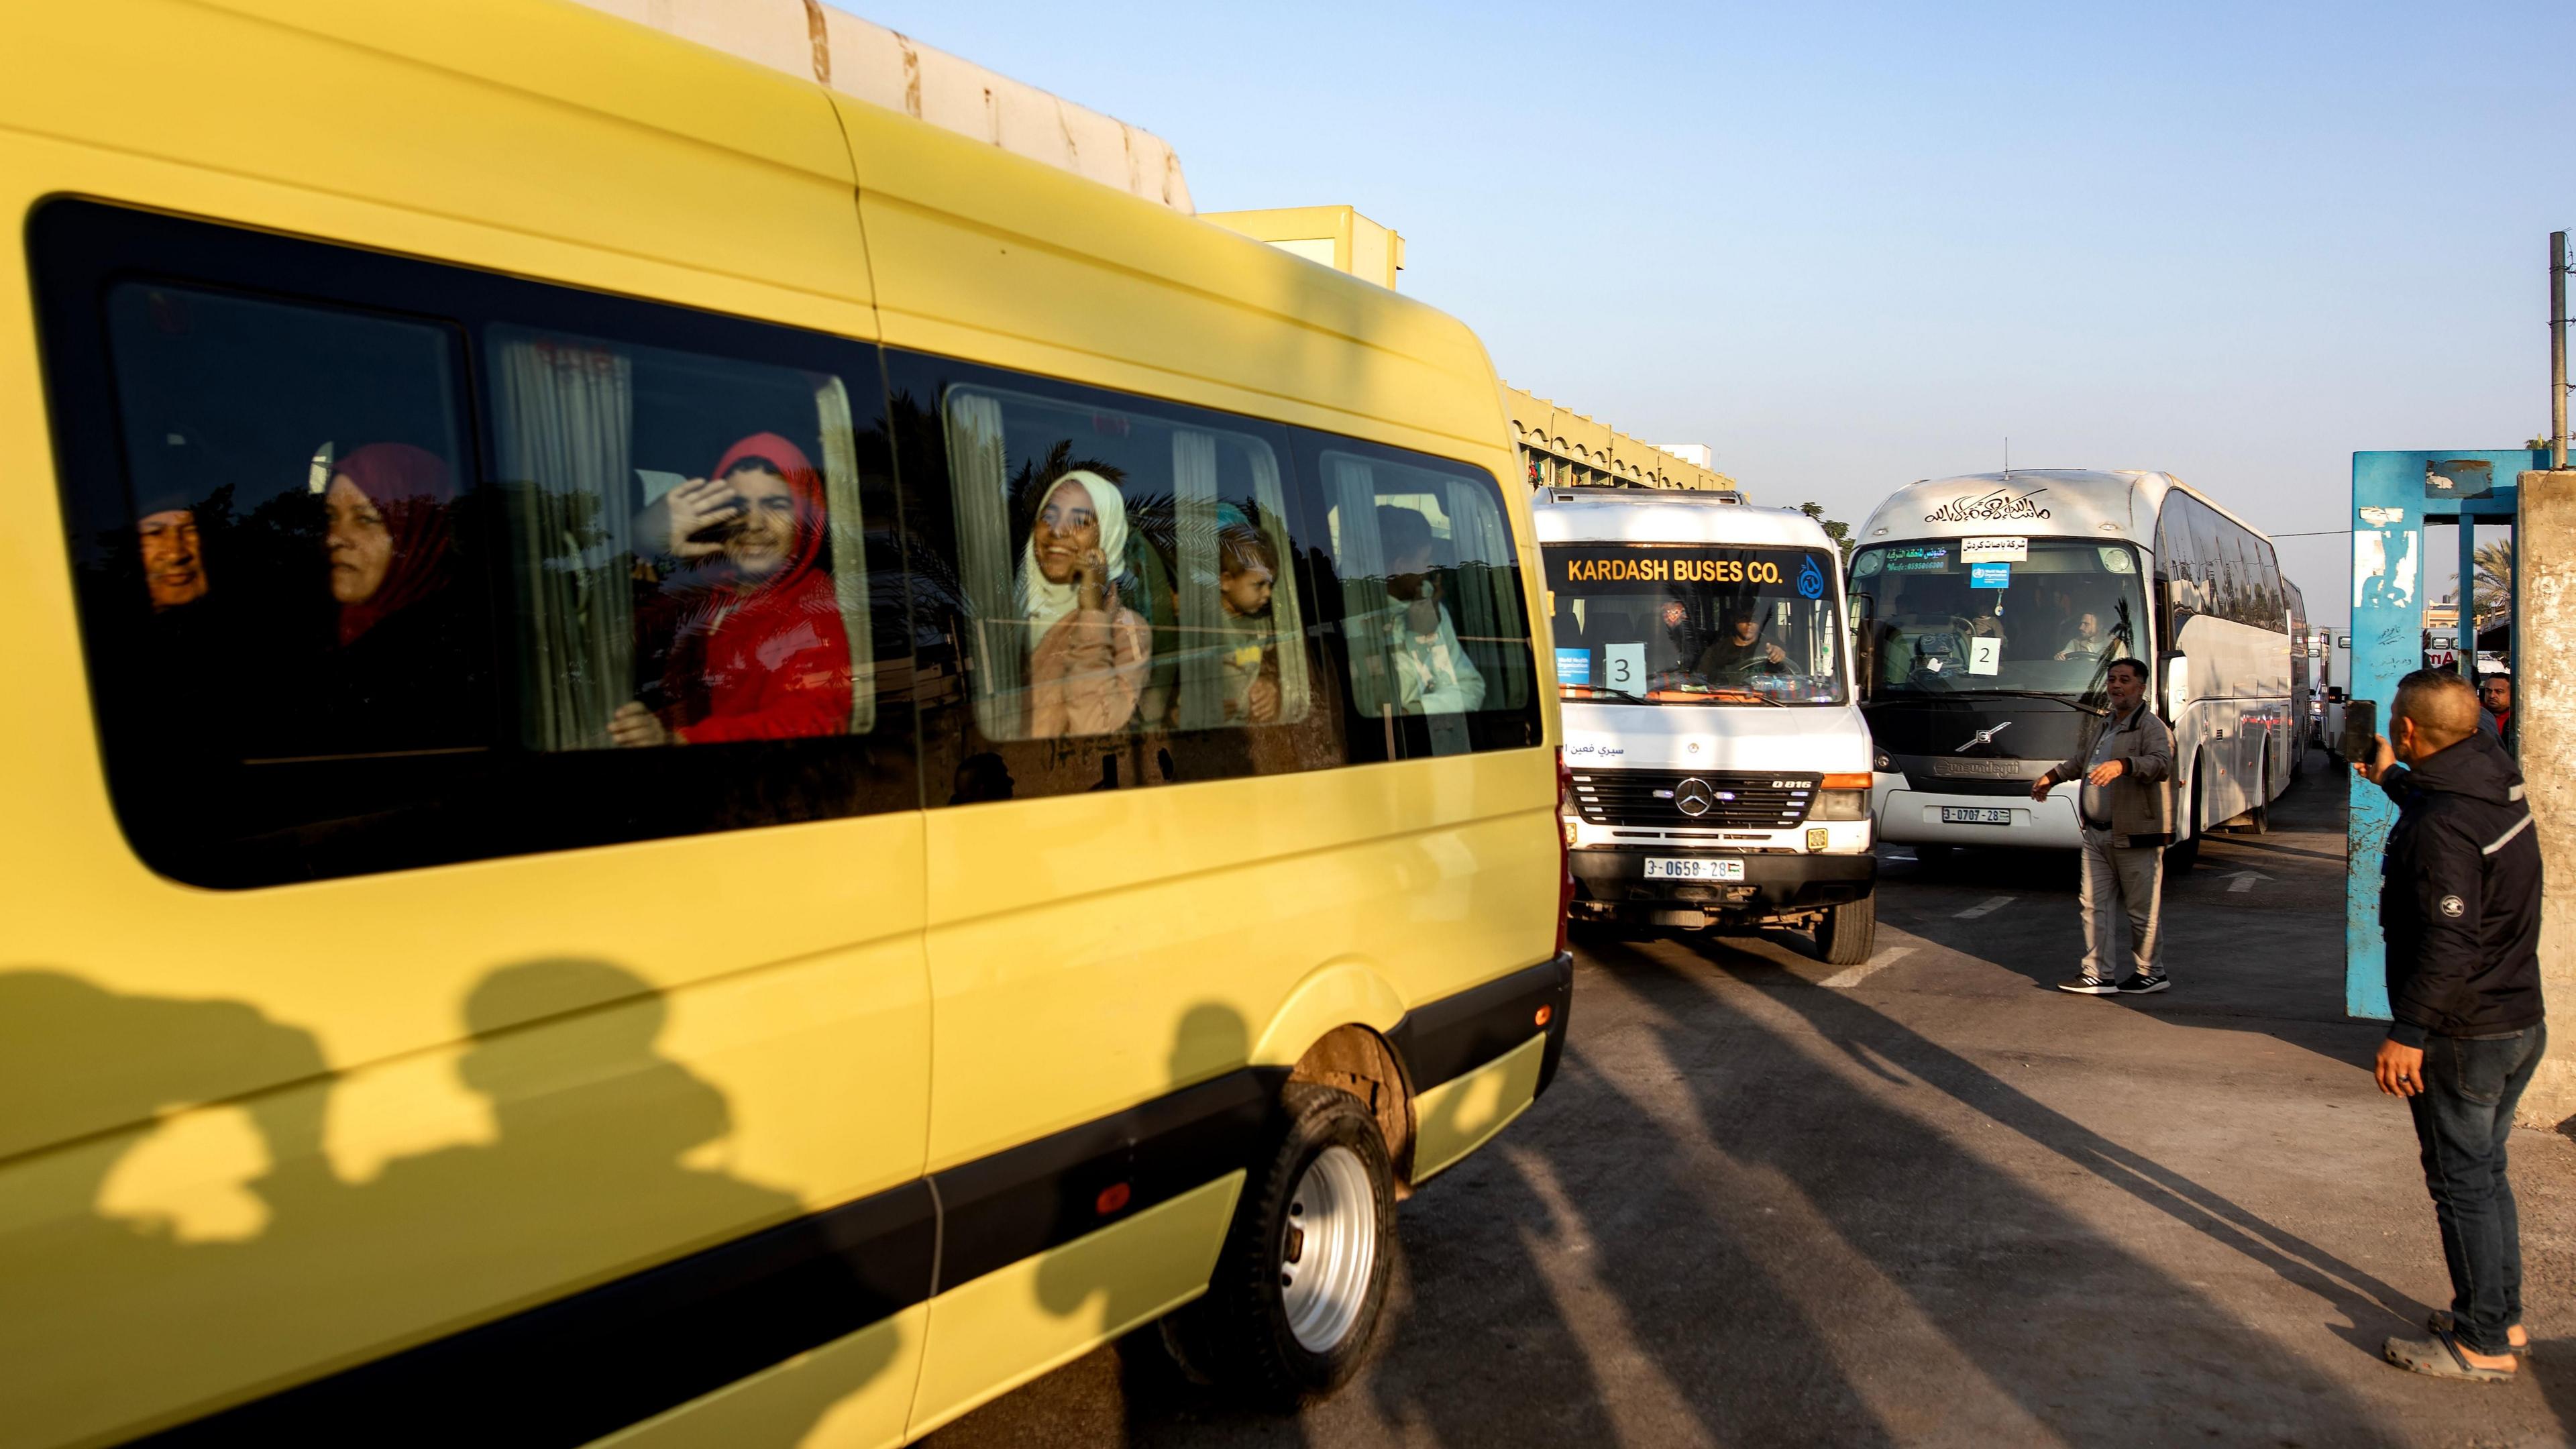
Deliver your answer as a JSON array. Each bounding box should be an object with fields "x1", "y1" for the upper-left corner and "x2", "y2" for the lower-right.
[{"x1": 1847, "y1": 470, "x2": 2295, "y2": 870}]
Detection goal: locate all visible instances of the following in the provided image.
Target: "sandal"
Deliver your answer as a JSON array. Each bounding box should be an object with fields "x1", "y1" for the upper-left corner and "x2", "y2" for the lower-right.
[
  {"x1": 2384, "y1": 1326, "x2": 2516, "y2": 1382},
  {"x1": 2428, "y1": 1311, "x2": 2531, "y2": 1356}
]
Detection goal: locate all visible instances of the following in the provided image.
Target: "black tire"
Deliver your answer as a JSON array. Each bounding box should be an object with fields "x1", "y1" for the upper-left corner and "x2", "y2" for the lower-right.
[
  {"x1": 1164, "y1": 1083, "x2": 1396, "y2": 1407},
  {"x1": 2249, "y1": 764, "x2": 2271, "y2": 835},
  {"x1": 2166, "y1": 765, "x2": 2203, "y2": 873},
  {"x1": 1817, "y1": 892, "x2": 1877, "y2": 967}
]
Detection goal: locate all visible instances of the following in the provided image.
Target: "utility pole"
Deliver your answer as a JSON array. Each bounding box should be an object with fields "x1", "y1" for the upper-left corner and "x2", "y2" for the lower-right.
[{"x1": 2555, "y1": 230, "x2": 2567, "y2": 470}]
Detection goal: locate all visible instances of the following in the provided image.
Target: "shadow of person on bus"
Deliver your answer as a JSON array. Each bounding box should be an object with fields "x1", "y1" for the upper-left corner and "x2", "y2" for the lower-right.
[
  {"x1": 0, "y1": 969, "x2": 332, "y2": 1442},
  {"x1": 290, "y1": 958, "x2": 908, "y2": 1446},
  {"x1": 11, "y1": 959, "x2": 912, "y2": 1447}
]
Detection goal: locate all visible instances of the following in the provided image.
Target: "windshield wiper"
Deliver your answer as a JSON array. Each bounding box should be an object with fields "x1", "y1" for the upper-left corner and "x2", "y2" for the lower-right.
[
  {"x1": 1562, "y1": 686, "x2": 1653, "y2": 704},
  {"x1": 1932, "y1": 688, "x2": 2108, "y2": 715}
]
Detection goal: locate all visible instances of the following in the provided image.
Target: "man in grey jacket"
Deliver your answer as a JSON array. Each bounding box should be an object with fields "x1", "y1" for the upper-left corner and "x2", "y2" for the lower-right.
[{"x1": 2031, "y1": 657, "x2": 2176, "y2": 994}]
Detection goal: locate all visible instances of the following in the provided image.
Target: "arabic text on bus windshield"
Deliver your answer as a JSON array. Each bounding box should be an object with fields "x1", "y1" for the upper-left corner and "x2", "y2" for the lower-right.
[
  {"x1": 1543, "y1": 545, "x2": 1843, "y2": 704},
  {"x1": 1847, "y1": 538, "x2": 2145, "y2": 701}
]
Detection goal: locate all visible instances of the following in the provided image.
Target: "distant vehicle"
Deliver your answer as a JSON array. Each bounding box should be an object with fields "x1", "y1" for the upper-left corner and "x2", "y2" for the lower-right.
[
  {"x1": 1535, "y1": 489, "x2": 1878, "y2": 963},
  {"x1": 1847, "y1": 470, "x2": 2297, "y2": 869}
]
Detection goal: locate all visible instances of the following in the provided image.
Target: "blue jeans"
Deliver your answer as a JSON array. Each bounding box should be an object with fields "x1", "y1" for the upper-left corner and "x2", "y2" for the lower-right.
[{"x1": 2407, "y1": 1024, "x2": 2546, "y2": 1355}]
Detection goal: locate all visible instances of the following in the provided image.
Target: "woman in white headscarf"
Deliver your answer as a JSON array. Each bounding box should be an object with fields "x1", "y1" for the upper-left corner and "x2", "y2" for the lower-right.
[{"x1": 1020, "y1": 470, "x2": 1150, "y2": 737}]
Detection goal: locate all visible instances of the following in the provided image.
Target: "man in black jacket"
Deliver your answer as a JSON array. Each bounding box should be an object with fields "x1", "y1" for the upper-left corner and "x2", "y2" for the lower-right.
[{"x1": 2356, "y1": 669, "x2": 2544, "y2": 1383}]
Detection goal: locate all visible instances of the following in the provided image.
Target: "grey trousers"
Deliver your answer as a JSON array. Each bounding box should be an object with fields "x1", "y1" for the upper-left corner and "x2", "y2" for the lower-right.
[{"x1": 2079, "y1": 827, "x2": 2164, "y2": 979}]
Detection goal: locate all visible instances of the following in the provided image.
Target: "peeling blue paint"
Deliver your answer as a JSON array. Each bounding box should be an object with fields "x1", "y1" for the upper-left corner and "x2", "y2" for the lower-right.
[{"x1": 2344, "y1": 449, "x2": 2538, "y2": 1020}]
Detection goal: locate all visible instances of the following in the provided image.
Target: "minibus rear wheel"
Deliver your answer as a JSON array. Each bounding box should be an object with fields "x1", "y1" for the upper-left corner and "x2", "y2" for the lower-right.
[{"x1": 1171, "y1": 1083, "x2": 1396, "y2": 1406}]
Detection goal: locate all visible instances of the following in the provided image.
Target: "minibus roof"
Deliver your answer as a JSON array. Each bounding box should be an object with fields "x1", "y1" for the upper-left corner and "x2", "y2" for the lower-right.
[{"x1": 1532, "y1": 492, "x2": 1835, "y2": 551}]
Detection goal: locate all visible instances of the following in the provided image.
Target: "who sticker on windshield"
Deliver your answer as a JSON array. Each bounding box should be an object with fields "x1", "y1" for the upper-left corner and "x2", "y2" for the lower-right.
[
  {"x1": 1970, "y1": 561, "x2": 2011, "y2": 588},
  {"x1": 1556, "y1": 647, "x2": 1591, "y2": 685}
]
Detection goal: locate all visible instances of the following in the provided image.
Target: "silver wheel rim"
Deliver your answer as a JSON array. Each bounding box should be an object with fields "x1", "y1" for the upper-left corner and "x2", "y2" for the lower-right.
[{"x1": 1278, "y1": 1144, "x2": 1378, "y2": 1353}]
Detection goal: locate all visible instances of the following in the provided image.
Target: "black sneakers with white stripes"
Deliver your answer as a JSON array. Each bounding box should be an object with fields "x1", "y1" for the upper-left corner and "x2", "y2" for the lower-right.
[
  {"x1": 2115, "y1": 972, "x2": 2170, "y2": 994},
  {"x1": 2056, "y1": 974, "x2": 2119, "y2": 995}
]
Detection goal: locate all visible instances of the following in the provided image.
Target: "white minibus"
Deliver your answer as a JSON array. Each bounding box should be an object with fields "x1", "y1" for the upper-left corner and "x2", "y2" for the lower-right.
[{"x1": 1536, "y1": 489, "x2": 1878, "y2": 963}]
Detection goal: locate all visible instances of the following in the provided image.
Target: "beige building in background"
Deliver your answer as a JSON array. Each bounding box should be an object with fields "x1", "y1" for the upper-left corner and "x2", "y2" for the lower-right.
[
  {"x1": 1506, "y1": 387, "x2": 1741, "y2": 496},
  {"x1": 1202, "y1": 206, "x2": 1405, "y2": 290}
]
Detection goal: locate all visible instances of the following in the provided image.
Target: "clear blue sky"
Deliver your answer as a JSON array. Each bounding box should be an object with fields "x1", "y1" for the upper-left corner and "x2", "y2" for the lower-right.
[{"x1": 851, "y1": 1, "x2": 2576, "y2": 627}]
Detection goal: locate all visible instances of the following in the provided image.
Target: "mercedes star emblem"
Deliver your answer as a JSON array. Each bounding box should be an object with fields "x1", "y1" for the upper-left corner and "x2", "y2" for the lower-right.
[
  {"x1": 1674, "y1": 777, "x2": 1717, "y2": 817},
  {"x1": 1954, "y1": 720, "x2": 2012, "y2": 753}
]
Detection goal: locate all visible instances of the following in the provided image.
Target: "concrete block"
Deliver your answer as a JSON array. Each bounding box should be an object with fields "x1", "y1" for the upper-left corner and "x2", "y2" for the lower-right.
[{"x1": 2516, "y1": 469, "x2": 2576, "y2": 1128}]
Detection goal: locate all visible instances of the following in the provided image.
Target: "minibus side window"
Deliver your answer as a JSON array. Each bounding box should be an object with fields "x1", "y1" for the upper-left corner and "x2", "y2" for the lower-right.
[
  {"x1": 485, "y1": 327, "x2": 879, "y2": 751},
  {"x1": 1312, "y1": 443, "x2": 1538, "y2": 759},
  {"x1": 87, "y1": 282, "x2": 498, "y2": 811},
  {"x1": 897, "y1": 364, "x2": 1333, "y2": 800},
  {"x1": 39, "y1": 201, "x2": 918, "y2": 886}
]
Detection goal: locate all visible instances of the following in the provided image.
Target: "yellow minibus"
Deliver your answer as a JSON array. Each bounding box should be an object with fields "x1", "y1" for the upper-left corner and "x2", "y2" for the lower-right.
[{"x1": 0, "y1": 3, "x2": 1569, "y2": 1444}]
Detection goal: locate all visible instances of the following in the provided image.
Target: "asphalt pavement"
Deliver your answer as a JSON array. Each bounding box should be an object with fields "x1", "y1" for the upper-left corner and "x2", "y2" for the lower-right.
[{"x1": 928, "y1": 753, "x2": 2576, "y2": 1447}]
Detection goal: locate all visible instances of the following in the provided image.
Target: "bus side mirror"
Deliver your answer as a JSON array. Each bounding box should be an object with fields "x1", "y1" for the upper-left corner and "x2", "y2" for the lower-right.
[{"x1": 2163, "y1": 652, "x2": 2188, "y2": 711}]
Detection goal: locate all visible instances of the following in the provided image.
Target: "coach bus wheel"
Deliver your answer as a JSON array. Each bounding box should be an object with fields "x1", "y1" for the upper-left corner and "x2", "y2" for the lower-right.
[
  {"x1": 2250, "y1": 763, "x2": 2272, "y2": 835},
  {"x1": 2166, "y1": 767, "x2": 2204, "y2": 874},
  {"x1": 1171, "y1": 1083, "x2": 1396, "y2": 1406},
  {"x1": 1816, "y1": 893, "x2": 1877, "y2": 967}
]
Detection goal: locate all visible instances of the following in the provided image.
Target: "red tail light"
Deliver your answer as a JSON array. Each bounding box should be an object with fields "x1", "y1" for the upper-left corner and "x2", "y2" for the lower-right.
[{"x1": 1554, "y1": 747, "x2": 1576, "y2": 957}]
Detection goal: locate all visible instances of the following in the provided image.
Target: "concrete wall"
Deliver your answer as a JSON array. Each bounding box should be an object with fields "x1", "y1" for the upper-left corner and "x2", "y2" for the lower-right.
[{"x1": 2516, "y1": 469, "x2": 2576, "y2": 1128}]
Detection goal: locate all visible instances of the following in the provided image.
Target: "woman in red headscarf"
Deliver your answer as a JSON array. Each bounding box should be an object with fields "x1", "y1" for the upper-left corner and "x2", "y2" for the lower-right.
[
  {"x1": 609, "y1": 433, "x2": 853, "y2": 746},
  {"x1": 318, "y1": 442, "x2": 486, "y2": 747}
]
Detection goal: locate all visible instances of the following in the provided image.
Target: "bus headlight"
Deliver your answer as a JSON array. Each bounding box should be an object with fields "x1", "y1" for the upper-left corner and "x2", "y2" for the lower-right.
[{"x1": 1813, "y1": 771, "x2": 1872, "y2": 820}]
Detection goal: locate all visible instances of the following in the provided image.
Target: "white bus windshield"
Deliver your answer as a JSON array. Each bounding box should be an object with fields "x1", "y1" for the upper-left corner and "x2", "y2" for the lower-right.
[
  {"x1": 1542, "y1": 543, "x2": 1844, "y2": 705},
  {"x1": 1848, "y1": 539, "x2": 2147, "y2": 702}
]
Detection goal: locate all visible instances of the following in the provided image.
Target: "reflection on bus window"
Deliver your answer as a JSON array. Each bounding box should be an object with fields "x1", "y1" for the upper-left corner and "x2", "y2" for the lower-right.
[
  {"x1": 1848, "y1": 539, "x2": 2142, "y2": 700},
  {"x1": 943, "y1": 386, "x2": 1308, "y2": 741}
]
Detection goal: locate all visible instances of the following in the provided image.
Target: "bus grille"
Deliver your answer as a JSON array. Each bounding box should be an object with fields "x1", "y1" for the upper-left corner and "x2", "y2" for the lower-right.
[{"x1": 1568, "y1": 770, "x2": 1819, "y2": 829}]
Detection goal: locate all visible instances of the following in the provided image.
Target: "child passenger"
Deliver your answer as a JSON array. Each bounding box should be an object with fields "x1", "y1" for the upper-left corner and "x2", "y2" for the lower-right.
[{"x1": 1216, "y1": 525, "x2": 1281, "y2": 724}]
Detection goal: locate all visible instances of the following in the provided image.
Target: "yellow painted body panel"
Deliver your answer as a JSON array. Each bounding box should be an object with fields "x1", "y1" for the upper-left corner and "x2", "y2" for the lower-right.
[
  {"x1": 906, "y1": 1174, "x2": 1244, "y2": 1438},
  {"x1": 1409, "y1": 1032, "x2": 1548, "y2": 1183},
  {"x1": 596, "y1": 1309, "x2": 923, "y2": 1449},
  {"x1": 0, "y1": 2, "x2": 1560, "y2": 1444}
]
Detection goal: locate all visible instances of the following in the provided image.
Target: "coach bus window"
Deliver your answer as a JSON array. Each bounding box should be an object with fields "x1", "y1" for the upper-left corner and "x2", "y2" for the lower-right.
[
  {"x1": 1848, "y1": 538, "x2": 2141, "y2": 703},
  {"x1": 943, "y1": 386, "x2": 1305, "y2": 741},
  {"x1": 1320, "y1": 448, "x2": 1535, "y2": 757},
  {"x1": 488, "y1": 329, "x2": 877, "y2": 750}
]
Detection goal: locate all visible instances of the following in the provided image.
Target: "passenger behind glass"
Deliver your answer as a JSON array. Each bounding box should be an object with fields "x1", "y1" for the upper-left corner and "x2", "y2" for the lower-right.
[
  {"x1": 1695, "y1": 606, "x2": 1788, "y2": 681},
  {"x1": 610, "y1": 433, "x2": 852, "y2": 747},
  {"x1": 1651, "y1": 596, "x2": 1706, "y2": 678},
  {"x1": 138, "y1": 500, "x2": 211, "y2": 612},
  {"x1": 1362, "y1": 504, "x2": 1484, "y2": 715},
  {"x1": 1018, "y1": 469, "x2": 1149, "y2": 738},
  {"x1": 1215, "y1": 525, "x2": 1281, "y2": 725},
  {"x1": 2057, "y1": 610, "x2": 2110, "y2": 661},
  {"x1": 319, "y1": 443, "x2": 484, "y2": 749}
]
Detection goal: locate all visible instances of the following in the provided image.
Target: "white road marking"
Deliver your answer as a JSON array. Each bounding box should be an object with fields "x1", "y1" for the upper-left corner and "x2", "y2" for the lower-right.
[
  {"x1": 1821, "y1": 946, "x2": 1917, "y2": 989},
  {"x1": 1954, "y1": 895, "x2": 2015, "y2": 919},
  {"x1": 2226, "y1": 870, "x2": 2268, "y2": 894}
]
